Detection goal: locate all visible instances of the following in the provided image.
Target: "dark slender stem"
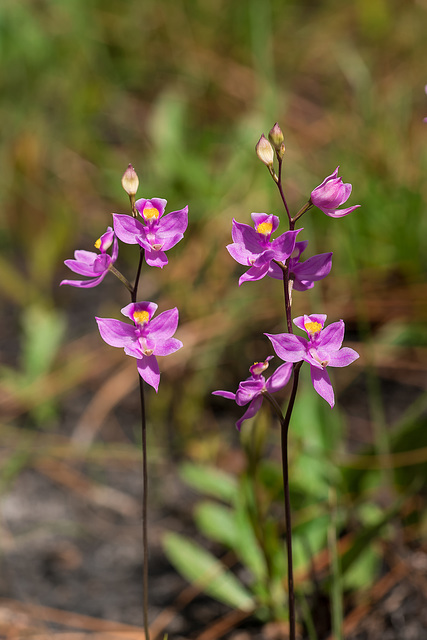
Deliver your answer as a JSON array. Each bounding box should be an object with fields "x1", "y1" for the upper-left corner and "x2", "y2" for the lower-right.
[
  {"x1": 272, "y1": 260, "x2": 293, "y2": 334},
  {"x1": 130, "y1": 245, "x2": 149, "y2": 637},
  {"x1": 133, "y1": 248, "x2": 145, "y2": 302},
  {"x1": 276, "y1": 157, "x2": 292, "y2": 225},
  {"x1": 264, "y1": 360, "x2": 302, "y2": 640},
  {"x1": 138, "y1": 375, "x2": 150, "y2": 640}
]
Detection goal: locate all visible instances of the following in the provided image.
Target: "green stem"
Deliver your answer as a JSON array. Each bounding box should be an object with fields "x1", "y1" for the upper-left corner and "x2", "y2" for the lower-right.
[
  {"x1": 108, "y1": 264, "x2": 133, "y2": 293},
  {"x1": 292, "y1": 201, "x2": 313, "y2": 224}
]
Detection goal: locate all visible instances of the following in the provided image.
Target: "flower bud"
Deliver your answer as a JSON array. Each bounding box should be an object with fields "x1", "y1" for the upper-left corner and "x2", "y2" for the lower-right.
[
  {"x1": 255, "y1": 134, "x2": 274, "y2": 167},
  {"x1": 121, "y1": 164, "x2": 139, "y2": 196},
  {"x1": 268, "y1": 123, "x2": 284, "y2": 149}
]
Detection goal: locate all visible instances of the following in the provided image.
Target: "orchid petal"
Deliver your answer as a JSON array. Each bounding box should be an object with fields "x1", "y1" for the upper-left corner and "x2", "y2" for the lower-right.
[
  {"x1": 239, "y1": 263, "x2": 270, "y2": 285},
  {"x1": 137, "y1": 354, "x2": 160, "y2": 392},
  {"x1": 212, "y1": 390, "x2": 237, "y2": 400},
  {"x1": 60, "y1": 273, "x2": 108, "y2": 288},
  {"x1": 95, "y1": 317, "x2": 136, "y2": 348},
  {"x1": 311, "y1": 366, "x2": 335, "y2": 408},
  {"x1": 113, "y1": 214, "x2": 145, "y2": 244},
  {"x1": 236, "y1": 395, "x2": 263, "y2": 431},
  {"x1": 266, "y1": 362, "x2": 293, "y2": 393},
  {"x1": 318, "y1": 320, "x2": 345, "y2": 351},
  {"x1": 327, "y1": 347, "x2": 359, "y2": 367},
  {"x1": 266, "y1": 332, "x2": 306, "y2": 362},
  {"x1": 154, "y1": 337, "x2": 183, "y2": 356},
  {"x1": 148, "y1": 308, "x2": 179, "y2": 341}
]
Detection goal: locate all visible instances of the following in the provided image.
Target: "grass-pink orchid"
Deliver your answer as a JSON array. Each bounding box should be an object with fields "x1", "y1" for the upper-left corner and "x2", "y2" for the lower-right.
[
  {"x1": 96, "y1": 301, "x2": 182, "y2": 392},
  {"x1": 310, "y1": 167, "x2": 360, "y2": 218},
  {"x1": 213, "y1": 357, "x2": 293, "y2": 430},
  {"x1": 227, "y1": 213, "x2": 300, "y2": 285},
  {"x1": 266, "y1": 314, "x2": 359, "y2": 408},
  {"x1": 113, "y1": 198, "x2": 188, "y2": 268},
  {"x1": 60, "y1": 227, "x2": 118, "y2": 288},
  {"x1": 268, "y1": 240, "x2": 333, "y2": 291}
]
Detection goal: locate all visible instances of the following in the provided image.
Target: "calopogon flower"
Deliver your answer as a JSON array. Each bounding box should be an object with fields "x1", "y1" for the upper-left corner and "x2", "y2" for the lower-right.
[
  {"x1": 227, "y1": 213, "x2": 300, "y2": 285},
  {"x1": 212, "y1": 357, "x2": 293, "y2": 430},
  {"x1": 266, "y1": 315, "x2": 359, "y2": 408},
  {"x1": 113, "y1": 198, "x2": 188, "y2": 268},
  {"x1": 310, "y1": 167, "x2": 360, "y2": 218},
  {"x1": 60, "y1": 227, "x2": 118, "y2": 288},
  {"x1": 96, "y1": 301, "x2": 183, "y2": 392},
  {"x1": 268, "y1": 241, "x2": 333, "y2": 291}
]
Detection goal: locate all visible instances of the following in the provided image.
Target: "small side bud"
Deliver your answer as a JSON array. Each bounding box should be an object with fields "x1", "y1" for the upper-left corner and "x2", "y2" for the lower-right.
[
  {"x1": 268, "y1": 122, "x2": 285, "y2": 158},
  {"x1": 256, "y1": 134, "x2": 274, "y2": 167},
  {"x1": 121, "y1": 164, "x2": 139, "y2": 196},
  {"x1": 268, "y1": 123, "x2": 284, "y2": 148}
]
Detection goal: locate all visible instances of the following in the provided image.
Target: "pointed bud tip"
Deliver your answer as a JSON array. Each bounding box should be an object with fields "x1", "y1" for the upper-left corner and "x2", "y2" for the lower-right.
[
  {"x1": 268, "y1": 123, "x2": 285, "y2": 158},
  {"x1": 268, "y1": 122, "x2": 284, "y2": 146},
  {"x1": 121, "y1": 164, "x2": 139, "y2": 196},
  {"x1": 255, "y1": 134, "x2": 274, "y2": 166}
]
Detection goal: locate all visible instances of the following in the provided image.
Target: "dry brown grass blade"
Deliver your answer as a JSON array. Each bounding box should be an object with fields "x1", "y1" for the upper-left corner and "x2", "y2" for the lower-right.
[
  {"x1": 337, "y1": 445, "x2": 427, "y2": 470},
  {"x1": 35, "y1": 459, "x2": 140, "y2": 517},
  {"x1": 325, "y1": 561, "x2": 408, "y2": 640},
  {"x1": 71, "y1": 362, "x2": 137, "y2": 446},
  {"x1": 194, "y1": 608, "x2": 254, "y2": 640},
  {"x1": 0, "y1": 599, "x2": 144, "y2": 634}
]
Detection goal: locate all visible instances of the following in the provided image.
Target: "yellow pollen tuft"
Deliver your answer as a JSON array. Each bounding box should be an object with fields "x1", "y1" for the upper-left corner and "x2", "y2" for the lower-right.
[
  {"x1": 94, "y1": 237, "x2": 102, "y2": 249},
  {"x1": 133, "y1": 310, "x2": 150, "y2": 325},
  {"x1": 143, "y1": 207, "x2": 160, "y2": 220},
  {"x1": 304, "y1": 321, "x2": 322, "y2": 335},
  {"x1": 256, "y1": 222, "x2": 273, "y2": 236}
]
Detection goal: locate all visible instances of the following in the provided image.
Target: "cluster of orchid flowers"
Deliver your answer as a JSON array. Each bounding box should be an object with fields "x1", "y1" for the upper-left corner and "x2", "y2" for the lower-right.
[
  {"x1": 214, "y1": 125, "x2": 360, "y2": 427},
  {"x1": 61, "y1": 166, "x2": 188, "y2": 392}
]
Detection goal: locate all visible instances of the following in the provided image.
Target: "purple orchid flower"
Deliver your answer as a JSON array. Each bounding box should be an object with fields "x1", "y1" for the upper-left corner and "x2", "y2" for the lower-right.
[
  {"x1": 213, "y1": 357, "x2": 293, "y2": 430},
  {"x1": 60, "y1": 227, "x2": 118, "y2": 288},
  {"x1": 226, "y1": 213, "x2": 300, "y2": 285},
  {"x1": 96, "y1": 301, "x2": 183, "y2": 392},
  {"x1": 310, "y1": 167, "x2": 360, "y2": 218},
  {"x1": 266, "y1": 314, "x2": 359, "y2": 408},
  {"x1": 113, "y1": 197, "x2": 188, "y2": 268},
  {"x1": 268, "y1": 241, "x2": 333, "y2": 291}
]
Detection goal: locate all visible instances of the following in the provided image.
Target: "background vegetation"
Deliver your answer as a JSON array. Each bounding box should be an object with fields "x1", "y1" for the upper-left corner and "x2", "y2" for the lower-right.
[{"x1": 1, "y1": 0, "x2": 427, "y2": 636}]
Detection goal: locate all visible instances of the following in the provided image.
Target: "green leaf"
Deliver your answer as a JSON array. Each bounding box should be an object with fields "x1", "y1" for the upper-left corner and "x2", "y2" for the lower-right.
[
  {"x1": 21, "y1": 305, "x2": 66, "y2": 380},
  {"x1": 194, "y1": 501, "x2": 239, "y2": 548},
  {"x1": 163, "y1": 532, "x2": 255, "y2": 611},
  {"x1": 180, "y1": 462, "x2": 238, "y2": 503},
  {"x1": 234, "y1": 498, "x2": 268, "y2": 582}
]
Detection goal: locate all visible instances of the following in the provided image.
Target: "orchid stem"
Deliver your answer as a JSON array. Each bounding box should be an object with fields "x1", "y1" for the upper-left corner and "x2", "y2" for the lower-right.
[
  {"x1": 277, "y1": 157, "x2": 292, "y2": 225},
  {"x1": 133, "y1": 248, "x2": 145, "y2": 300},
  {"x1": 131, "y1": 246, "x2": 149, "y2": 638},
  {"x1": 108, "y1": 264, "x2": 133, "y2": 294},
  {"x1": 139, "y1": 375, "x2": 150, "y2": 640},
  {"x1": 265, "y1": 363, "x2": 302, "y2": 640}
]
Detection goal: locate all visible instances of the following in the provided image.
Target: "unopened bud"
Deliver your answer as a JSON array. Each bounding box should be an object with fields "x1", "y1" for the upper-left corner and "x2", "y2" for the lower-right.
[
  {"x1": 268, "y1": 123, "x2": 285, "y2": 158},
  {"x1": 268, "y1": 123, "x2": 284, "y2": 148},
  {"x1": 121, "y1": 164, "x2": 139, "y2": 196},
  {"x1": 255, "y1": 134, "x2": 274, "y2": 167}
]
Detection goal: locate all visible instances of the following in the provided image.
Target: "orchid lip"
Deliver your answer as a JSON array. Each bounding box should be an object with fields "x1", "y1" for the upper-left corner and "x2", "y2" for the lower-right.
[{"x1": 256, "y1": 222, "x2": 273, "y2": 236}]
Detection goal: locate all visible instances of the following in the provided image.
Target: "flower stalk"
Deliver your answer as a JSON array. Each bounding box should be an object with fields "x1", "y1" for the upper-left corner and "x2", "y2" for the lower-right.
[
  {"x1": 61, "y1": 164, "x2": 187, "y2": 640},
  {"x1": 215, "y1": 124, "x2": 359, "y2": 637}
]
